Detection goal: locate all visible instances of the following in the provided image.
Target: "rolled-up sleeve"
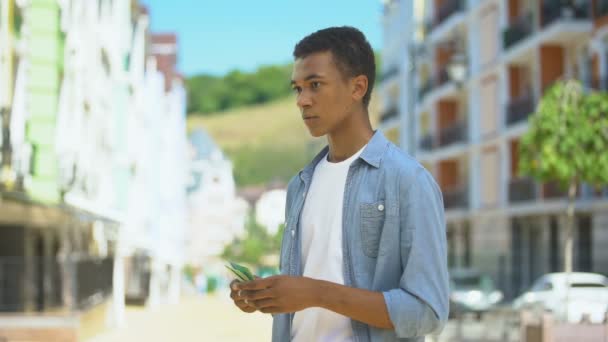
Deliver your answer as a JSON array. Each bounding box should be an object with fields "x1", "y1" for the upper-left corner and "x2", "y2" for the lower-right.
[{"x1": 382, "y1": 167, "x2": 449, "y2": 338}]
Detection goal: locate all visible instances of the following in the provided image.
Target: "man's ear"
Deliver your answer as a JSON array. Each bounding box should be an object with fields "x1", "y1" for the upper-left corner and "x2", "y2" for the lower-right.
[{"x1": 351, "y1": 75, "x2": 368, "y2": 103}]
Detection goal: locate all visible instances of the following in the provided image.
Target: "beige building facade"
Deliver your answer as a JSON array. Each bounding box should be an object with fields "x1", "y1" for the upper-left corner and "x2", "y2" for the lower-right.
[{"x1": 381, "y1": 0, "x2": 608, "y2": 298}]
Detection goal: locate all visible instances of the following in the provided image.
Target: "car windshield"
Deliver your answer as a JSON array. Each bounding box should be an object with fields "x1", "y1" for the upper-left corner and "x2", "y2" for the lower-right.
[
  {"x1": 570, "y1": 282, "x2": 607, "y2": 288},
  {"x1": 451, "y1": 274, "x2": 494, "y2": 291},
  {"x1": 453, "y1": 275, "x2": 481, "y2": 288}
]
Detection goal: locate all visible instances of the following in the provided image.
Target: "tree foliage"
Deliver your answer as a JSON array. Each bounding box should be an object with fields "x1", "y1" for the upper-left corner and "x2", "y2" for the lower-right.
[
  {"x1": 519, "y1": 79, "x2": 608, "y2": 188},
  {"x1": 519, "y1": 79, "x2": 608, "y2": 273},
  {"x1": 186, "y1": 64, "x2": 293, "y2": 115},
  {"x1": 221, "y1": 211, "x2": 284, "y2": 267},
  {"x1": 186, "y1": 51, "x2": 382, "y2": 116}
]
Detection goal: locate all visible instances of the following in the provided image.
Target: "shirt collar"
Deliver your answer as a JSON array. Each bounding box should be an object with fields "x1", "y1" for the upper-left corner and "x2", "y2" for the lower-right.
[{"x1": 299, "y1": 130, "x2": 390, "y2": 182}]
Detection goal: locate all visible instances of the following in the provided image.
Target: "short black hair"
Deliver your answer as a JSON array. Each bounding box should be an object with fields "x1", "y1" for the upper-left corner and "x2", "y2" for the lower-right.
[{"x1": 293, "y1": 26, "x2": 376, "y2": 107}]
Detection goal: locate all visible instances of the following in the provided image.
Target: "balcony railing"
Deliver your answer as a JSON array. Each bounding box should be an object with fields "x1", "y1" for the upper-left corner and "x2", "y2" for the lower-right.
[
  {"x1": 443, "y1": 185, "x2": 469, "y2": 209},
  {"x1": 503, "y1": 12, "x2": 534, "y2": 50},
  {"x1": 541, "y1": 1, "x2": 591, "y2": 27},
  {"x1": 438, "y1": 121, "x2": 467, "y2": 147},
  {"x1": 432, "y1": 0, "x2": 465, "y2": 30},
  {"x1": 419, "y1": 134, "x2": 434, "y2": 151},
  {"x1": 590, "y1": 76, "x2": 608, "y2": 91},
  {"x1": 380, "y1": 107, "x2": 399, "y2": 123},
  {"x1": 506, "y1": 94, "x2": 535, "y2": 126},
  {"x1": 595, "y1": 0, "x2": 608, "y2": 18},
  {"x1": 0, "y1": 256, "x2": 113, "y2": 313},
  {"x1": 542, "y1": 180, "x2": 571, "y2": 199},
  {"x1": 418, "y1": 79, "x2": 434, "y2": 101},
  {"x1": 436, "y1": 67, "x2": 450, "y2": 88},
  {"x1": 509, "y1": 177, "x2": 537, "y2": 203}
]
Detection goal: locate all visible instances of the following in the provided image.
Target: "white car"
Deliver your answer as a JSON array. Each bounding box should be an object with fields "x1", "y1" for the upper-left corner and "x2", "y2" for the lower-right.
[
  {"x1": 512, "y1": 272, "x2": 608, "y2": 323},
  {"x1": 449, "y1": 268, "x2": 504, "y2": 318}
]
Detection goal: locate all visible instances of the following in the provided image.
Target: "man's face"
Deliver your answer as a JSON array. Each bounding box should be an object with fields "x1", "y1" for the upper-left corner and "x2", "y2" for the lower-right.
[{"x1": 291, "y1": 51, "x2": 354, "y2": 137}]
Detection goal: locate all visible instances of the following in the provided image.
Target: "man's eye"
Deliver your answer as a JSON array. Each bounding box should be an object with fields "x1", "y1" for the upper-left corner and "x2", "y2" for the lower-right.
[
  {"x1": 311, "y1": 82, "x2": 320, "y2": 89},
  {"x1": 292, "y1": 86, "x2": 302, "y2": 94}
]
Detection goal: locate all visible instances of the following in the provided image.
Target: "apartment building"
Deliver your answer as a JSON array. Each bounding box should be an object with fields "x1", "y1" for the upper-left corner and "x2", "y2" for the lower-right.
[
  {"x1": 380, "y1": 0, "x2": 608, "y2": 298},
  {"x1": 0, "y1": 0, "x2": 190, "y2": 339}
]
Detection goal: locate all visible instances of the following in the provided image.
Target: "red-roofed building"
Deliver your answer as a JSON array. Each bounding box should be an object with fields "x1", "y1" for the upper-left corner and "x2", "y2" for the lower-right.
[{"x1": 151, "y1": 33, "x2": 178, "y2": 92}]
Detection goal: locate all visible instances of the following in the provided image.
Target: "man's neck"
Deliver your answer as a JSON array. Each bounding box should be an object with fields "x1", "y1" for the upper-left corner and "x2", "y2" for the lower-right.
[{"x1": 326, "y1": 110, "x2": 374, "y2": 163}]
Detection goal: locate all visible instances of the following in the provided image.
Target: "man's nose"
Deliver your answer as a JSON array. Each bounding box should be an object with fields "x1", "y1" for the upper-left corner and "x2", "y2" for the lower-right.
[{"x1": 296, "y1": 91, "x2": 312, "y2": 108}]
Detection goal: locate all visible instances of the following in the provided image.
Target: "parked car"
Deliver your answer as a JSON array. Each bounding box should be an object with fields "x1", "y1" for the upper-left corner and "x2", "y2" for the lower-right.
[
  {"x1": 449, "y1": 268, "x2": 503, "y2": 318},
  {"x1": 512, "y1": 272, "x2": 608, "y2": 323}
]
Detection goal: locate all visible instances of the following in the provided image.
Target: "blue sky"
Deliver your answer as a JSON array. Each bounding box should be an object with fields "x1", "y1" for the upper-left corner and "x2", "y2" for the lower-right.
[{"x1": 141, "y1": 1, "x2": 383, "y2": 77}]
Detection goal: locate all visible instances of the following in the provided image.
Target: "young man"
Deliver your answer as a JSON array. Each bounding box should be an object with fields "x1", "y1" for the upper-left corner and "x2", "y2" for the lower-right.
[{"x1": 230, "y1": 26, "x2": 449, "y2": 341}]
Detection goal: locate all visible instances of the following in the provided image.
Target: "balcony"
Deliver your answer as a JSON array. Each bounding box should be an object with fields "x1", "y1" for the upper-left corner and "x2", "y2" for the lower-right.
[
  {"x1": 592, "y1": 185, "x2": 608, "y2": 198},
  {"x1": 443, "y1": 185, "x2": 469, "y2": 209},
  {"x1": 509, "y1": 177, "x2": 537, "y2": 203},
  {"x1": 431, "y1": 0, "x2": 465, "y2": 31},
  {"x1": 438, "y1": 120, "x2": 467, "y2": 147},
  {"x1": 542, "y1": 180, "x2": 571, "y2": 199},
  {"x1": 541, "y1": 1, "x2": 591, "y2": 27},
  {"x1": 418, "y1": 79, "x2": 434, "y2": 101},
  {"x1": 595, "y1": 0, "x2": 608, "y2": 19},
  {"x1": 380, "y1": 106, "x2": 399, "y2": 123},
  {"x1": 590, "y1": 76, "x2": 608, "y2": 91},
  {"x1": 506, "y1": 94, "x2": 535, "y2": 126},
  {"x1": 419, "y1": 134, "x2": 434, "y2": 151},
  {"x1": 503, "y1": 12, "x2": 534, "y2": 50},
  {"x1": 435, "y1": 67, "x2": 451, "y2": 89}
]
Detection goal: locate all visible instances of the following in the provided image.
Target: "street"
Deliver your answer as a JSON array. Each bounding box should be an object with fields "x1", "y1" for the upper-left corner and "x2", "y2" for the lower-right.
[
  {"x1": 88, "y1": 291, "x2": 272, "y2": 342},
  {"x1": 88, "y1": 292, "x2": 518, "y2": 342}
]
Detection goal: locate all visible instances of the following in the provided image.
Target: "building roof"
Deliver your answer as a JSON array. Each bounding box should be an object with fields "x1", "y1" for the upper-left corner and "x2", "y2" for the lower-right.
[
  {"x1": 151, "y1": 33, "x2": 177, "y2": 45},
  {"x1": 189, "y1": 129, "x2": 219, "y2": 161},
  {"x1": 237, "y1": 186, "x2": 267, "y2": 206}
]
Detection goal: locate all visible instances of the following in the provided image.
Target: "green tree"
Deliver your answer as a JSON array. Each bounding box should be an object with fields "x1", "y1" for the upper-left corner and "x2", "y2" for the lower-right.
[
  {"x1": 221, "y1": 211, "x2": 284, "y2": 267},
  {"x1": 186, "y1": 64, "x2": 293, "y2": 116},
  {"x1": 519, "y1": 79, "x2": 608, "y2": 273}
]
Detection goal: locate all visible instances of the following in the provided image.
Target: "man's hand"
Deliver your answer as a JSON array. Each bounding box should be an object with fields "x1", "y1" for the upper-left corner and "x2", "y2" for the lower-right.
[
  {"x1": 230, "y1": 280, "x2": 257, "y2": 313},
  {"x1": 233, "y1": 275, "x2": 394, "y2": 329},
  {"x1": 235, "y1": 275, "x2": 319, "y2": 314}
]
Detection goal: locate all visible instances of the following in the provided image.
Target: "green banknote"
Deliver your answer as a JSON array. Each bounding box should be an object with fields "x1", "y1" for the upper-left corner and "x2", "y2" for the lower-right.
[{"x1": 225, "y1": 261, "x2": 255, "y2": 282}]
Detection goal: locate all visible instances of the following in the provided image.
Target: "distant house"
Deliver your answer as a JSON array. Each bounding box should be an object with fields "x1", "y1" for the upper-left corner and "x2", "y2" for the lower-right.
[
  {"x1": 187, "y1": 129, "x2": 249, "y2": 268},
  {"x1": 256, "y1": 188, "x2": 287, "y2": 236}
]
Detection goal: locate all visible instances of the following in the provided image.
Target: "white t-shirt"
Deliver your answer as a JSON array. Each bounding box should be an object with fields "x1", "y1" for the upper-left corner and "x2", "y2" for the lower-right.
[{"x1": 291, "y1": 144, "x2": 366, "y2": 342}]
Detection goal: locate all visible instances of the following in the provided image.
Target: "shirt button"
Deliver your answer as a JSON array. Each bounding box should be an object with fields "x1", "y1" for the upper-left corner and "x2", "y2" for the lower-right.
[
  {"x1": 291, "y1": 229, "x2": 295, "y2": 237},
  {"x1": 302, "y1": 192, "x2": 306, "y2": 198},
  {"x1": 378, "y1": 204, "x2": 385, "y2": 211}
]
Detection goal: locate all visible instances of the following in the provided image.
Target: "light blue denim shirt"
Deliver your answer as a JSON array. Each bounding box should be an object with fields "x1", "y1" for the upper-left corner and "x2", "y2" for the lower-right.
[{"x1": 272, "y1": 131, "x2": 449, "y2": 342}]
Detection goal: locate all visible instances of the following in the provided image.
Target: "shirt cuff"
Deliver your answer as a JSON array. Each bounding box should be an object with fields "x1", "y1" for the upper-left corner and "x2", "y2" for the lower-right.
[{"x1": 383, "y1": 288, "x2": 420, "y2": 338}]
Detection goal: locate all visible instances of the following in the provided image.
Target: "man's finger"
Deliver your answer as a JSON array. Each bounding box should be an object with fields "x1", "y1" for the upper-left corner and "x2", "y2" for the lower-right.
[
  {"x1": 236, "y1": 277, "x2": 271, "y2": 290},
  {"x1": 230, "y1": 280, "x2": 240, "y2": 291},
  {"x1": 242, "y1": 288, "x2": 274, "y2": 301},
  {"x1": 235, "y1": 299, "x2": 253, "y2": 308},
  {"x1": 234, "y1": 300, "x2": 257, "y2": 313},
  {"x1": 252, "y1": 298, "x2": 276, "y2": 309},
  {"x1": 259, "y1": 306, "x2": 281, "y2": 314}
]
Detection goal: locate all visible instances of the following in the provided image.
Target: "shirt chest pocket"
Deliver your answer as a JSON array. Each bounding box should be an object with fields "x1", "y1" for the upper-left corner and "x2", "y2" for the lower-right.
[{"x1": 359, "y1": 201, "x2": 387, "y2": 258}]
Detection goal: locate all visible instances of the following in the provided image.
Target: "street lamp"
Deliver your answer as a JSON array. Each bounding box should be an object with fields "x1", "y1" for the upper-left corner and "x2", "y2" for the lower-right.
[{"x1": 447, "y1": 53, "x2": 468, "y2": 86}]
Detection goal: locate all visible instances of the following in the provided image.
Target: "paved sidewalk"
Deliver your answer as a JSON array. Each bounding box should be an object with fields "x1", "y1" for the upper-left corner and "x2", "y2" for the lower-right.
[
  {"x1": 87, "y1": 291, "x2": 271, "y2": 342},
  {"x1": 87, "y1": 292, "x2": 518, "y2": 342}
]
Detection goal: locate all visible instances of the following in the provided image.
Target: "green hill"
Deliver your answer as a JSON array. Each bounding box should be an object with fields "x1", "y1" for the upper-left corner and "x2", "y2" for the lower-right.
[
  {"x1": 187, "y1": 96, "x2": 325, "y2": 187},
  {"x1": 188, "y1": 94, "x2": 382, "y2": 187}
]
